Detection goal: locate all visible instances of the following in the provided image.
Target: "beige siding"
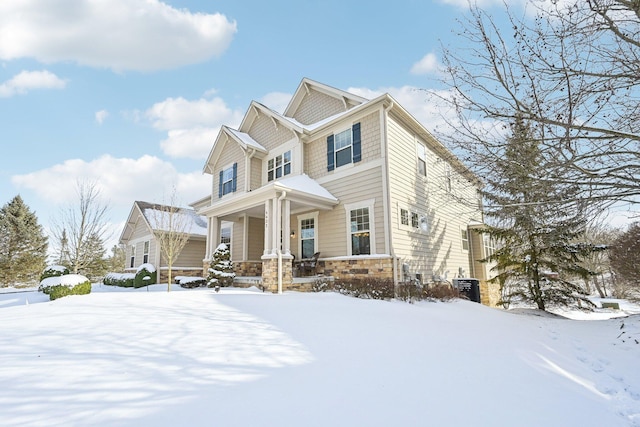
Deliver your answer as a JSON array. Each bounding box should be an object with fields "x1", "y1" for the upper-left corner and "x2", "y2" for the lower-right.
[
  {"x1": 247, "y1": 216, "x2": 264, "y2": 260},
  {"x1": 387, "y1": 114, "x2": 483, "y2": 281},
  {"x1": 315, "y1": 166, "x2": 386, "y2": 258},
  {"x1": 292, "y1": 88, "x2": 347, "y2": 125},
  {"x1": 247, "y1": 114, "x2": 294, "y2": 152},
  {"x1": 174, "y1": 239, "x2": 206, "y2": 268},
  {"x1": 250, "y1": 157, "x2": 262, "y2": 190},
  {"x1": 305, "y1": 111, "x2": 381, "y2": 180}
]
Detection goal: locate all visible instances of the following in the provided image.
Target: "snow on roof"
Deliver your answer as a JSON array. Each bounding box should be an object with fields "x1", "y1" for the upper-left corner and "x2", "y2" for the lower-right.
[
  {"x1": 225, "y1": 127, "x2": 267, "y2": 152},
  {"x1": 139, "y1": 202, "x2": 207, "y2": 236},
  {"x1": 273, "y1": 174, "x2": 337, "y2": 201}
]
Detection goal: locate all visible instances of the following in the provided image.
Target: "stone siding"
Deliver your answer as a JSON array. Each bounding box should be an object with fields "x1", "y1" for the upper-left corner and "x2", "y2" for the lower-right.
[
  {"x1": 480, "y1": 280, "x2": 502, "y2": 308},
  {"x1": 318, "y1": 257, "x2": 394, "y2": 281}
]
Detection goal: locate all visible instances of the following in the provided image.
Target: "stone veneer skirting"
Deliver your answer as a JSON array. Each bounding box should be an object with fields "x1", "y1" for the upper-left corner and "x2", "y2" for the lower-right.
[{"x1": 317, "y1": 256, "x2": 394, "y2": 281}]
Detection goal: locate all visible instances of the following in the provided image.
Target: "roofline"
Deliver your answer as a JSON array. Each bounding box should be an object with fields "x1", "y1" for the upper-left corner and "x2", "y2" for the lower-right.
[{"x1": 284, "y1": 77, "x2": 368, "y2": 117}]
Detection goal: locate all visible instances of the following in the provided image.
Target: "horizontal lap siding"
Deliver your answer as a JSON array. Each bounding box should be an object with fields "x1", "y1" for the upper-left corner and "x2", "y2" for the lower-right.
[
  {"x1": 247, "y1": 216, "x2": 264, "y2": 260},
  {"x1": 174, "y1": 240, "x2": 206, "y2": 268},
  {"x1": 387, "y1": 115, "x2": 482, "y2": 280},
  {"x1": 250, "y1": 157, "x2": 262, "y2": 191},
  {"x1": 319, "y1": 166, "x2": 385, "y2": 257}
]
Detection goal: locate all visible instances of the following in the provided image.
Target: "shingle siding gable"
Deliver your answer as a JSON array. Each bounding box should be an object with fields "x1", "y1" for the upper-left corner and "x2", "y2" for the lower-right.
[{"x1": 292, "y1": 88, "x2": 347, "y2": 125}]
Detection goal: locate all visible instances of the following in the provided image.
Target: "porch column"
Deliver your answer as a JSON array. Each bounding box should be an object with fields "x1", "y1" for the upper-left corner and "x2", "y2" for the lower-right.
[
  {"x1": 263, "y1": 199, "x2": 272, "y2": 256},
  {"x1": 271, "y1": 196, "x2": 280, "y2": 255},
  {"x1": 282, "y1": 199, "x2": 291, "y2": 255},
  {"x1": 208, "y1": 216, "x2": 219, "y2": 259}
]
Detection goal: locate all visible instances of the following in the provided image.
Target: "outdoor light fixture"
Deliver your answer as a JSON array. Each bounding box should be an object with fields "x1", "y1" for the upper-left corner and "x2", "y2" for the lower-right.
[{"x1": 290, "y1": 230, "x2": 296, "y2": 238}]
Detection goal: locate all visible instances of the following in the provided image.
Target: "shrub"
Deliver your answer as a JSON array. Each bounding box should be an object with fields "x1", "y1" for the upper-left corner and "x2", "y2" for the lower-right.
[
  {"x1": 39, "y1": 274, "x2": 91, "y2": 300},
  {"x1": 134, "y1": 264, "x2": 157, "y2": 288},
  {"x1": 207, "y1": 244, "x2": 235, "y2": 287},
  {"x1": 103, "y1": 272, "x2": 135, "y2": 287},
  {"x1": 40, "y1": 265, "x2": 70, "y2": 282},
  {"x1": 176, "y1": 276, "x2": 207, "y2": 288},
  {"x1": 315, "y1": 278, "x2": 395, "y2": 300}
]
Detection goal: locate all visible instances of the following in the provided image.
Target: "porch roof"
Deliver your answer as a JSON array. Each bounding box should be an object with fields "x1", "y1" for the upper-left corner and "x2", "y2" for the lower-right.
[{"x1": 198, "y1": 174, "x2": 339, "y2": 218}]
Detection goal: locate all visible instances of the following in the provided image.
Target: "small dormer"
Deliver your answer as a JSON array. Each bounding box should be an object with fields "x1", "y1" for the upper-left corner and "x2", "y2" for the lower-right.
[{"x1": 284, "y1": 78, "x2": 368, "y2": 126}]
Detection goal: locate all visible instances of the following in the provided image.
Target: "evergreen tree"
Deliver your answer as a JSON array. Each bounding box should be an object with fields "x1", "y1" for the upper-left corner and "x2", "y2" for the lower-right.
[
  {"x1": 609, "y1": 222, "x2": 640, "y2": 298},
  {"x1": 0, "y1": 195, "x2": 48, "y2": 286},
  {"x1": 207, "y1": 244, "x2": 235, "y2": 288},
  {"x1": 105, "y1": 244, "x2": 126, "y2": 273},
  {"x1": 482, "y1": 118, "x2": 595, "y2": 311}
]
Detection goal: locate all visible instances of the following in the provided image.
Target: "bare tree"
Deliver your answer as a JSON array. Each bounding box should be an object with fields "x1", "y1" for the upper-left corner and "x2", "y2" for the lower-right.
[
  {"x1": 434, "y1": 0, "x2": 640, "y2": 212},
  {"x1": 147, "y1": 193, "x2": 193, "y2": 292},
  {"x1": 51, "y1": 181, "x2": 110, "y2": 277}
]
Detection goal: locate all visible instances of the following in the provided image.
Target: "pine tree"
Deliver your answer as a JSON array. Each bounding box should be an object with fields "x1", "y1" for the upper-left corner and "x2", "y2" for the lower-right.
[
  {"x1": 482, "y1": 117, "x2": 595, "y2": 311},
  {"x1": 0, "y1": 195, "x2": 48, "y2": 286},
  {"x1": 207, "y1": 244, "x2": 235, "y2": 288}
]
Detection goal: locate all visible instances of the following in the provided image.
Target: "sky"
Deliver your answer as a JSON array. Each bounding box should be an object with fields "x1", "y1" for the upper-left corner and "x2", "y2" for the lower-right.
[
  {"x1": 0, "y1": 0, "x2": 634, "y2": 253},
  {"x1": 0, "y1": 284, "x2": 639, "y2": 426}
]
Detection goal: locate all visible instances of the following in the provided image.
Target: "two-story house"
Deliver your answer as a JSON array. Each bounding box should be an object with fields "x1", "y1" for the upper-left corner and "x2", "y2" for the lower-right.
[{"x1": 192, "y1": 78, "x2": 498, "y2": 305}]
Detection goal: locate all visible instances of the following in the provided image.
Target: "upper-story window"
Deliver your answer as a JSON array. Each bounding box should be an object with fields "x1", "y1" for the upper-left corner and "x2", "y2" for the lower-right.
[
  {"x1": 218, "y1": 163, "x2": 237, "y2": 198},
  {"x1": 417, "y1": 143, "x2": 427, "y2": 177},
  {"x1": 327, "y1": 122, "x2": 361, "y2": 171},
  {"x1": 267, "y1": 151, "x2": 291, "y2": 182}
]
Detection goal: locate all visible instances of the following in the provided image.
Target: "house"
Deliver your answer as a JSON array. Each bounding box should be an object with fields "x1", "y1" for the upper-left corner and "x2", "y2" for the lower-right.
[
  {"x1": 119, "y1": 201, "x2": 207, "y2": 283},
  {"x1": 193, "y1": 78, "x2": 499, "y2": 305}
]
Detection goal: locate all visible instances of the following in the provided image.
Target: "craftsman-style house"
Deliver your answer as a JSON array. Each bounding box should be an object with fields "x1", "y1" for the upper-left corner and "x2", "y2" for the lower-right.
[{"x1": 192, "y1": 78, "x2": 498, "y2": 304}]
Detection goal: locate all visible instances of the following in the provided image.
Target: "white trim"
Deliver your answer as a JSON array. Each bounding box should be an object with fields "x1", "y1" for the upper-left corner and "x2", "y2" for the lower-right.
[
  {"x1": 344, "y1": 198, "x2": 376, "y2": 256},
  {"x1": 316, "y1": 158, "x2": 382, "y2": 186}
]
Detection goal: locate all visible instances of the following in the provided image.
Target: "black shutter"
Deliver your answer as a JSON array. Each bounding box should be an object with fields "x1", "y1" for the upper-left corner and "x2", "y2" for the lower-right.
[
  {"x1": 218, "y1": 170, "x2": 223, "y2": 198},
  {"x1": 232, "y1": 162, "x2": 237, "y2": 192},
  {"x1": 327, "y1": 134, "x2": 335, "y2": 171},
  {"x1": 352, "y1": 122, "x2": 361, "y2": 163}
]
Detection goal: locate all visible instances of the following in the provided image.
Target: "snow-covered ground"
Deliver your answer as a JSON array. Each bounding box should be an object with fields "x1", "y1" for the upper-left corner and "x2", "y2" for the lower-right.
[{"x1": 0, "y1": 284, "x2": 639, "y2": 427}]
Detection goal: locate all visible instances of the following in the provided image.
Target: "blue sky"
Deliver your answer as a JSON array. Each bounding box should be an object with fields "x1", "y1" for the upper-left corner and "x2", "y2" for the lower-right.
[{"x1": 1, "y1": 0, "x2": 629, "y2": 250}]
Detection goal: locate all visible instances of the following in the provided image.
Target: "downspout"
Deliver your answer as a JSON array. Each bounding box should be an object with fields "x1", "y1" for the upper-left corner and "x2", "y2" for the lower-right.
[{"x1": 277, "y1": 190, "x2": 287, "y2": 294}]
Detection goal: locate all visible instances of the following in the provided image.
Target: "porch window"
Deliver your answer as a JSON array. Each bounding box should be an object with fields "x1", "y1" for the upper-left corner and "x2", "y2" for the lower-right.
[
  {"x1": 267, "y1": 150, "x2": 291, "y2": 182},
  {"x1": 143, "y1": 241, "x2": 149, "y2": 264},
  {"x1": 461, "y1": 229, "x2": 469, "y2": 251},
  {"x1": 417, "y1": 142, "x2": 427, "y2": 177},
  {"x1": 327, "y1": 122, "x2": 361, "y2": 171},
  {"x1": 350, "y1": 207, "x2": 370, "y2": 256},
  {"x1": 411, "y1": 212, "x2": 419, "y2": 229},
  {"x1": 300, "y1": 218, "x2": 315, "y2": 259},
  {"x1": 221, "y1": 222, "x2": 232, "y2": 255},
  {"x1": 219, "y1": 163, "x2": 237, "y2": 197},
  {"x1": 129, "y1": 245, "x2": 135, "y2": 268}
]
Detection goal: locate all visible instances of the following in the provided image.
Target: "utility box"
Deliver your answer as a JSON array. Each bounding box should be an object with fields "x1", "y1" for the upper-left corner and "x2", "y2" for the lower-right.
[{"x1": 453, "y1": 278, "x2": 481, "y2": 303}]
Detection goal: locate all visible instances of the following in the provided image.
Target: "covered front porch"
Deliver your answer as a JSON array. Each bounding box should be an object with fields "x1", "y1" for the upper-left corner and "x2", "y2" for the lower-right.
[{"x1": 199, "y1": 175, "x2": 339, "y2": 293}]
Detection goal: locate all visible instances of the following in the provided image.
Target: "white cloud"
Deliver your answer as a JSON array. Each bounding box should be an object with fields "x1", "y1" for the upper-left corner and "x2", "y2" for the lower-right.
[
  {"x1": 410, "y1": 53, "x2": 442, "y2": 75},
  {"x1": 0, "y1": 70, "x2": 66, "y2": 97},
  {"x1": 11, "y1": 155, "x2": 210, "y2": 209},
  {"x1": 144, "y1": 95, "x2": 243, "y2": 159},
  {"x1": 0, "y1": 1, "x2": 237, "y2": 72},
  {"x1": 259, "y1": 91, "x2": 293, "y2": 114},
  {"x1": 95, "y1": 109, "x2": 109, "y2": 125}
]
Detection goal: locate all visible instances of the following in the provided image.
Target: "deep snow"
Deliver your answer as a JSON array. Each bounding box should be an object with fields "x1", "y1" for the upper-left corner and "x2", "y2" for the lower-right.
[{"x1": 0, "y1": 284, "x2": 638, "y2": 427}]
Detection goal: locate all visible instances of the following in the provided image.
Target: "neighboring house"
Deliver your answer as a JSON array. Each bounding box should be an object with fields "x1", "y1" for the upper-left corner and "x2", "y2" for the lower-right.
[
  {"x1": 119, "y1": 201, "x2": 207, "y2": 283},
  {"x1": 193, "y1": 78, "x2": 499, "y2": 305}
]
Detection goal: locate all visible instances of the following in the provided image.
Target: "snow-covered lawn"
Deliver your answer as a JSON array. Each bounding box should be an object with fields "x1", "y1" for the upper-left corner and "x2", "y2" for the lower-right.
[{"x1": 0, "y1": 284, "x2": 639, "y2": 427}]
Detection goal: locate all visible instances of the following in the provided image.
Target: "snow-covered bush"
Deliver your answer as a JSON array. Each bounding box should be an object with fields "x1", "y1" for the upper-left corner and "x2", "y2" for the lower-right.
[
  {"x1": 313, "y1": 278, "x2": 394, "y2": 300},
  {"x1": 40, "y1": 265, "x2": 70, "y2": 282},
  {"x1": 207, "y1": 244, "x2": 235, "y2": 288},
  {"x1": 39, "y1": 274, "x2": 91, "y2": 300},
  {"x1": 103, "y1": 272, "x2": 135, "y2": 287},
  {"x1": 134, "y1": 263, "x2": 157, "y2": 288},
  {"x1": 175, "y1": 276, "x2": 207, "y2": 288}
]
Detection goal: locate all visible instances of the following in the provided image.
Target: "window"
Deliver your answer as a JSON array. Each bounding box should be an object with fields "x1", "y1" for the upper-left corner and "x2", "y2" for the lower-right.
[
  {"x1": 219, "y1": 163, "x2": 237, "y2": 197},
  {"x1": 411, "y1": 212, "x2": 419, "y2": 229},
  {"x1": 350, "y1": 207, "x2": 371, "y2": 255},
  {"x1": 267, "y1": 151, "x2": 291, "y2": 182},
  {"x1": 400, "y1": 209, "x2": 409, "y2": 226},
  {"x1": 417, "y1": 143, "x2": 427, "y2": 176},
  {"x1": 483, "y1": 234, "x2": 495, "y2": 258},
  {"x1": 220, "y1": 223, "x2": 232, "y2": 254},
  {"x1": 461, "y1": 229, "x2": 469, "y2": 251},
  {"x1": 143, "y1": 241, "x2": 149, "y2": 264},
  {"x1": 129, "y1": 245, "x2": 135, "y2": 268},
  {"x1": 327, "y1": 122, "x2": 361, "y2": 171},
  {"x1": 300, "y1": 218, "x2": 315, "y2": 259}
]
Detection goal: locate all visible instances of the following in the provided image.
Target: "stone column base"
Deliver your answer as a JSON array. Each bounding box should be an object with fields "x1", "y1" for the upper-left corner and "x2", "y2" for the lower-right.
[{"x1": 261, "y1": 254, "x2": 293, "y2": 293}]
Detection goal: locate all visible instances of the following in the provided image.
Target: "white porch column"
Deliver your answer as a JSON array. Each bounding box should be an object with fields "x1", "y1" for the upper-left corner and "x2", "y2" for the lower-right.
[
  {"x1": 272, "y1": 196, "x2": 280, "y2": 255},
  {"x1": 282, "y1": 199, "x2": 291, "y2": 255},
  {"x1": 208, "y1": 216, "x2": 219, "y2": 259},
  {"x1": 263, "y1": 199, "x2": 272, "y2": 256}
]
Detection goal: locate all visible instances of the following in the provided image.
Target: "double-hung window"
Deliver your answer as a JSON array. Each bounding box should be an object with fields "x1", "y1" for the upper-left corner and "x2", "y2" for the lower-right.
[
  {"x1": 219, "y1": 163, "x2": 237, "y2": 197},
  {"x1": 417, "y1": 143, "x2": 427, "y2": 177},
  {"x1": 461, "y1": 229, "x2": 469, "y2": 251},
  {"x1": 300, "y1": 218, "x2": 315, "y2": 259},
  {"x1": 220, "y1": 222, "x2": 232, "y2": 255},
  {"x1": 350, "y1": 208, "x2": 371, "y2": 255},
  {"x1": 143, "y1": 241, "x2": 149, "y2": 264},
  {"x1": 129, "y1": 245, "x2": 135, "y2": 268},
  {"x1": 267, "y1": 151, "x2": 291, "y2": 182},
  {"x1": 327, "y1": 122, "x2": 361, "y2": 171}
]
